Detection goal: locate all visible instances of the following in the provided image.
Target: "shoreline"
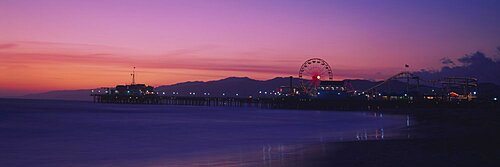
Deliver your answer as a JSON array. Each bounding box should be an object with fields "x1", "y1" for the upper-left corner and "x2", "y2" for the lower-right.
[{"x1": 281, "y1": 109, "x2": 500, "y2": 166}]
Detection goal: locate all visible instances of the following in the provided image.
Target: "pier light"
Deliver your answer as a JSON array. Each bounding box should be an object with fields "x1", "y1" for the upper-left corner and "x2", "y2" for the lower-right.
[
  {"x1": 236, "y1": 93, "x2": 239, "y2": 96},
  {"x1": 264, "y1": 92, "x2": 268, "y2": 94},
  {"x1": 338, "y1": 93, "x2": 341, "y2": 95},
  {"x1": 494, "y1": 97, "x2": 498, "y2": 101},
  {"x1": 222, "y1": 93, "x2": 225, "y2": 96},
  {"x1": 193, "y1": 92, "x2": 196, "y2": 95},
  {"x1": 207, "y1": 93, "x2": 210, "y2": 95},
  {"x1": 473, "y1": 91, "x2": 477, "y2": 95},
  {"x1": 162, "y1": 92, "x2": 165, "y2": 95},
  {"x1": 295, "y1": 91, "x2": 299, "y2": 94},
  {"x1": 91, "y1": 90, "x2": 94, "y2": 93},
  {"x1": 378, "y1": 93, "x2": 382, "y2": 96},
  {"x1": 259, "y1": 91, "x2": 262, "y2": 94},
  {"x1": 317, "y1": 92, "x2": 320, "y2": 95}
]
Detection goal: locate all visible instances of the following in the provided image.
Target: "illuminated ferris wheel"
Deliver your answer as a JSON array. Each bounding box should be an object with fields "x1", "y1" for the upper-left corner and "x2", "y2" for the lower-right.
[{"x1": 298, "y1": 58, "x2": 333, "y2": 94}]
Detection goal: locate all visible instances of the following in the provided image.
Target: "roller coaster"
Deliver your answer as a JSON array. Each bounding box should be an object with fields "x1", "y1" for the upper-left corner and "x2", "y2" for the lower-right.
[
  {"x1": 295, "y1": 58, "x2": 478, "y2": 101},
  {"x1": 362, "y1": 71, "x2": 478, "y2": 101}
]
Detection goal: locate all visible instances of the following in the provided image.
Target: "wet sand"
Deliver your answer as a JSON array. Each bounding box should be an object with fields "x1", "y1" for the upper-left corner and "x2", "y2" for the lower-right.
[{"x1": 283, "y1": 109, "x2": 500, "y2": 167}]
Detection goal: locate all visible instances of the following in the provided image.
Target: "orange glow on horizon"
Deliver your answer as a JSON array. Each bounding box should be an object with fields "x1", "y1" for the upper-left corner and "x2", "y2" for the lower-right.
[{"x1": 0, "y1": 42, "x2": 378, "y2": 94}]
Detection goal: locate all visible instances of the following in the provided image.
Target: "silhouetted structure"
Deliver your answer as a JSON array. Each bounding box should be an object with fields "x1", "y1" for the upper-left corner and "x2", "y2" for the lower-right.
[{"x1": 90, "y1": 60, "x2": 495, "y2": 109}]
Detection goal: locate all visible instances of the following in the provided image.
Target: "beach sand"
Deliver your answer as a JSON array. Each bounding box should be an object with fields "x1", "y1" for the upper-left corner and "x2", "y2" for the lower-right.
[{"x1": 279, "y1": 109, "x2": 500, "y2": 167}]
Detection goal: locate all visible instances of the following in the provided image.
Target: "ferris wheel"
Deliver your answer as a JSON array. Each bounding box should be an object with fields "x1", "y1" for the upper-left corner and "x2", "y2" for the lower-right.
[{"x1": 298, "y1": 58, "x2": 333, "y2": 94}]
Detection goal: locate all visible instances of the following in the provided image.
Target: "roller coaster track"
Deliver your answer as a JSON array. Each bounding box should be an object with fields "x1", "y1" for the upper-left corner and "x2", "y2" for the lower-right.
[
  {"x1": 363, "y1": 71, "x2": 477, "y2": 94},
  {"x1": 363, "y1": 71, "x2": 420, "y2": 93}
]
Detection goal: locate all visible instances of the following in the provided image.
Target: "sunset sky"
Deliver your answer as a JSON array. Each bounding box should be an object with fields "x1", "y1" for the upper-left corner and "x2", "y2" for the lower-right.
[{"x1": 1, "y1": 0, "x2": 500, "y2": 96}]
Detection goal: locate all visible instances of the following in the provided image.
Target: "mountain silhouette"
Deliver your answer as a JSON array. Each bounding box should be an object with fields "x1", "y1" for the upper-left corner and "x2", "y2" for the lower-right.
[{"x1": 19, "y1": 77, "x2": 500, "y2": 101}]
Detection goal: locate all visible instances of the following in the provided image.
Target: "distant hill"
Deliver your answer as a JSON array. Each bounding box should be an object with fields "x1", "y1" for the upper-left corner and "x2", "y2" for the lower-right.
[
  {"x1": 20, "y1": 77, "x2": 500, "y2": 101},
  {"x1": 22, "y1": 89, "x2": 94, "y2": 101},
  {"x1": 155, "y1": 77, "x2": 302, "y2": 97},
  {"x1": 155, "y1": 77, "x2": 434, "y2": 97},
  {"x1": 21, "y1": 77, "x2": 303, "y2": 101}
]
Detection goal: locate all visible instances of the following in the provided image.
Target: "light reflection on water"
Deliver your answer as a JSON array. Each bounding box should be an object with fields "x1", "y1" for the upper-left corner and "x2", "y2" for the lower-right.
[
  {"x1": 145, "y1": 117, "x2": 413, "y2": 167},
  {"x1": 0, "y1": 99, "x2": 412, "y2": 167},
  {"x1": 160, "y1": 129, "x2": 410, "y2": 167}
]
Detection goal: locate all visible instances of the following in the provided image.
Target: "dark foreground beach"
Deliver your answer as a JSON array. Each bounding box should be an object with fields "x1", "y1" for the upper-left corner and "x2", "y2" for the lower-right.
[{"x1": 281, "y1": 109, "x2": 500, "y2": 167}]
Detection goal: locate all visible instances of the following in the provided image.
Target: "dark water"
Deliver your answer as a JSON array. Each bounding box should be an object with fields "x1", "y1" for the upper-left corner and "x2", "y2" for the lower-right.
[{"x1": 0, "y1": 99, "x2": 408, "y2": 166}]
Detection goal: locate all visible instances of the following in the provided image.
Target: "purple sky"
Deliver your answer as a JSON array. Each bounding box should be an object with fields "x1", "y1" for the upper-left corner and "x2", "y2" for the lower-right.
[{"x1": 0, "y1": 0, "x2": 500, "y2": 95}]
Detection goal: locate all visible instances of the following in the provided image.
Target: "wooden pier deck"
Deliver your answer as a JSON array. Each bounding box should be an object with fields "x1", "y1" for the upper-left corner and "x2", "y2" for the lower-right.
[{"x1": 91, "y1": 94, "x2": 495, "y2": 111}]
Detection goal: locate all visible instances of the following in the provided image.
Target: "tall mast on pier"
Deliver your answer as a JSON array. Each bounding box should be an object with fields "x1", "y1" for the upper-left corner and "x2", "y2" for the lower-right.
[{"x1": 131, "y1": 67, "x2": 136, "y2": 85}]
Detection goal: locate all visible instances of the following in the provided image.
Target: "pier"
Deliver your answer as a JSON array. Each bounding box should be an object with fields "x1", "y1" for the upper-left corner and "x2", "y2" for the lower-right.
[
  {"x1": 89, "y1": 59, "x2": 498, "y2": 111},
  {"x1": 91, "y1": 94, "x2": 275, "y2": 107},
  {"x1": 90, "y1": 93, "x2": 495, "y2": 111}
]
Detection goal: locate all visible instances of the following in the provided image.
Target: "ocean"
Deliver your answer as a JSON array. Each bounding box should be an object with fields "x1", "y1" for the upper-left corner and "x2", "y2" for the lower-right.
[{"x1": 0, "y1": 98, "x2": 408, "y2": 166}]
